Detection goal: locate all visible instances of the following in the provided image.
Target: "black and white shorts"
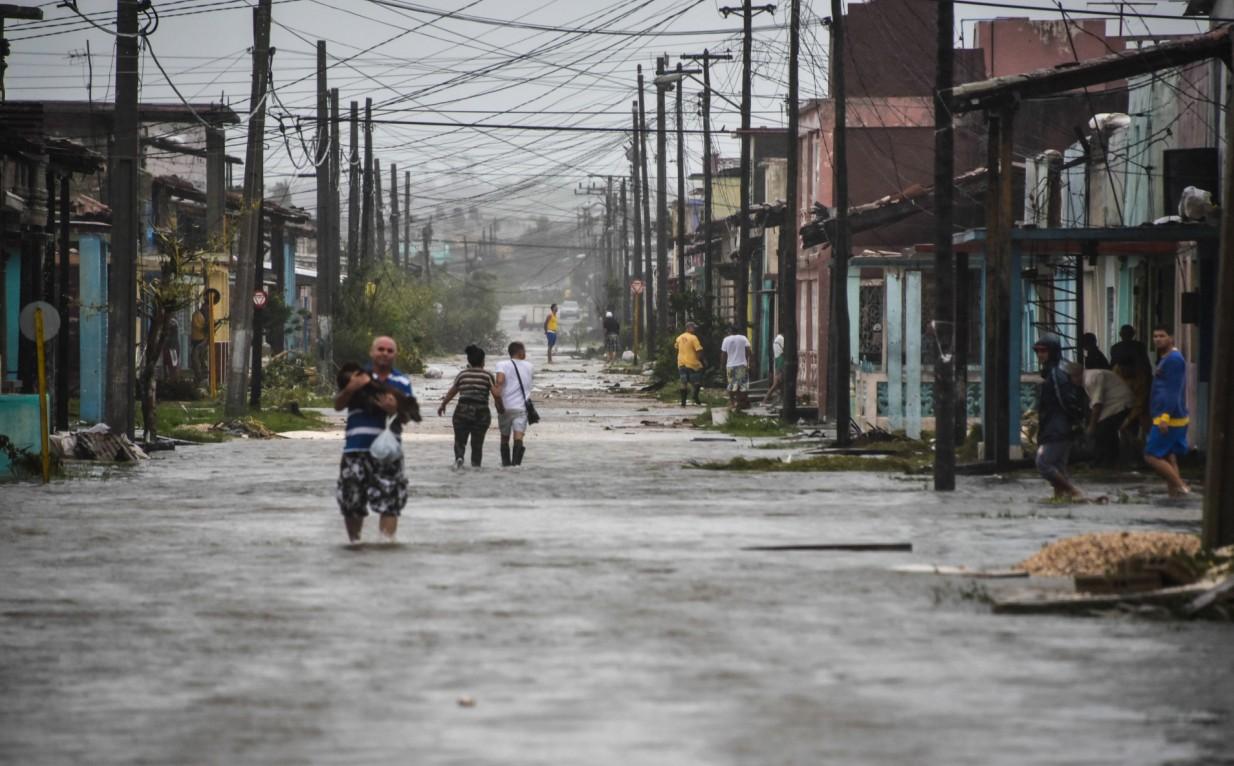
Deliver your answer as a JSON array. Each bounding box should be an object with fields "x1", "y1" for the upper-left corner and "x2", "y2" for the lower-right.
[{"x1": 336, "y1": 452, "x2": 408, "y2": 518}]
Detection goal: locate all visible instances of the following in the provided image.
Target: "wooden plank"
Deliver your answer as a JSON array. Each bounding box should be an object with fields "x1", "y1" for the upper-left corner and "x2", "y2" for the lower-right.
[
  {"x1": 743, "y1": 543, "x2": 913, "y2": 552},
  {"x1": 1183, "y1": 576, "x2": 1234, "y2": 617},
  {"x1": 992, "y1": 583, "x2": 1211, "y2": 615}
]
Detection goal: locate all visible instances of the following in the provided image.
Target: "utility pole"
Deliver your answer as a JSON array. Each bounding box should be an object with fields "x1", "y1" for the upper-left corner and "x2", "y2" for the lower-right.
[
  {"x1": 105, "y1": 0, "x2": 140, "y2": 436},
  {"x1": 637, "y1": 66, "x2": 656, "y2": 354},
  {"x1": 224, "y1": 0, "x2": 272, "y2": 417},
  {"x1": 55, "y1": 175, "x2": 69, "y2": 430},
  {"x1": 374, "y1": 157, "x2": 386, "y2": 260},
  {"x1": 249, "y1": 208, "x2": 265, "y2": 408},
  {"x1": 361, "y1": 97, "x2": 373, "y2": 269},
  {"x1": 329, "y1": 87, "x2": 341, "y2": 338},
  {"x1": 620, "y1": 177, "x2": 629, "y2": 325},
  {"x1": 675, "y1": 61, "x2": 687, "y2": 308},
  {"x1": 780, "y1": 0, "x2": 799, "y2": 423},
  {"x1": 421, "y1": 218, "x2": 433, "y2": 283},
  {"x1": 1204, "y1": 28, "x2": 1234, "y2": 549},
  {"x1": 720, "y1": 2, "x2": 774, "y2": 334},
  {"x1": 829, "y1": 0, "x2": 852, "y2": 445},
  {"x1": 655, "y1": 56, "x2": 669, "y2": 338},
  {"x1": 404, "y1": 170, "x2": 411, "y2": 274},
  {"x1": 347, "y1": 100, "x2": 359, "y2": 277},
  {"x1": 314, "y1": 40, "x2": 330, "y2": 379},
  {"x1": 390, "y1": 163, "x2": 400, "y2": 267},
  {"x1": 682, "y1": 49, "x2": 732, "y2": 321},
  {"x1": 0, "y1": 5, "x2": 43, "y2": 102},
  {"x1": 606, "y1": 175, "x2": 615, "y2": 307},
  {"x1": 933, "y1": 0, "x2": 956, "y2": 489},
  {"x1": 630, "y1": 101, "x2": 645, "y2": 352}
]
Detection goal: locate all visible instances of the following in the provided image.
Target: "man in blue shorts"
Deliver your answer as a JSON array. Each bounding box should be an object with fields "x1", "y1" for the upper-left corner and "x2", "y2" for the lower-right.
[
  {"x1": 1144, "y1": 324, "x2": 1190, "y2": 496},
  {"x1": 543, "y1": 303, "x2": 559, "y2": 364},
  {"x1": 333, "y1": 335, "x2": 415, "y2": 541}
]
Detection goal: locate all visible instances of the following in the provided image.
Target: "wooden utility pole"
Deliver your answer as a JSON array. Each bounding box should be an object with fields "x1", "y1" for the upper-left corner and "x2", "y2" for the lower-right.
[
  {"x1": 347, "y1": 100, "x2": 359, "y2": 277},
  {"x1": 1204, "y1": 34, "x2": 1234, "y2": 549},
  {"x1": 983, "y1": 108, "x2": 1015, "y2": 469},
  {"x1": 932, "y1": 0, "x2": 956, "y2": 489},
  {"x1": 361, "y1": 97, "x2": 373, "y2": 269},
  {"x1": 655, "y1": 56, "x2": 670, "y2": 337},
  {"x1": 224, "y1": 0, "x2": 272, "y2": 417},
  {"x1": 638, "y1": 66, "x2": 656, "y2": 354},
  {"x1": 329, "y1": 87, "x2": 341, "y2": 332},
  {"x1": 404, "y1": 170, "x2": 411, "y2": 274},
  {"x1": 374, "y1": 158, "x2": 386, "y2": 260},
  {"x1": 390, "y1": 164, "x2": 400, "y2": 267},
  {"x1": 620, "y1": 177, "x2": 629, "y2": 324},
  {"x1": 675, "y1": 61, "x2": 687, "y2": 304},
  {"x1": 630, "y1": 101, "x2": 645, "y2": 342},
  {"x1": 314, "y1": 40, "x2": 331, "y2": 379},
  {"x1": 830, "y1": 0, "x2": 851, "y2": 445},
  {"x1": 682, "y1": 50, "x2": 732, "y2": 320},
  {"x1": 105, "y1": 0, "x2": 140, "y2": 436},
  {"x1": 780, "y1": 0, "x2": 799, "y2": 423}
]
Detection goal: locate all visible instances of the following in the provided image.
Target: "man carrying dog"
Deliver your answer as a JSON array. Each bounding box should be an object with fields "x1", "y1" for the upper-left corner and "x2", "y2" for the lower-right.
[{"x1": 333, "y1": 335, "x2": 414, "y2": 542}]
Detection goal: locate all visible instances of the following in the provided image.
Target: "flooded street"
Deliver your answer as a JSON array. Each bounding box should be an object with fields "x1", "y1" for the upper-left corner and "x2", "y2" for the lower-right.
[{"x1": 1, "y1": 314, "x2": 1231, "y2": 765}]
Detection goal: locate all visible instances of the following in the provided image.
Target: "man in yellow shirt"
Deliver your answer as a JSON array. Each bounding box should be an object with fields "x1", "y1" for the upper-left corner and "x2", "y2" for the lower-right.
[
  {"x1": 675, "y1": 320, "x2": 705, "y2": 406},
  {"x1": 543, "y1": 303, "x2": 559, "y2": 364}
]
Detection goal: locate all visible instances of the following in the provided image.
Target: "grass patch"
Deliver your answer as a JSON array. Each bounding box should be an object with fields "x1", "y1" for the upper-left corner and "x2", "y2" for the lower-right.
[
  {"x1": 145, "y1": 401, "x2": 332, "y2": 442},
  {"x1": 709, "y1": 410, "x2": 794, "y2": 437},
  {"x1": 653, "y1": 385, "x2": 727, "y2": 407}
]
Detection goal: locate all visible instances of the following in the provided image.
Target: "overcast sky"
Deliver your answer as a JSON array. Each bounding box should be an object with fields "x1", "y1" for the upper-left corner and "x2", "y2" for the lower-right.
[{"x1": 4, "y1": 0, "x2": 1207, "y2": 230}]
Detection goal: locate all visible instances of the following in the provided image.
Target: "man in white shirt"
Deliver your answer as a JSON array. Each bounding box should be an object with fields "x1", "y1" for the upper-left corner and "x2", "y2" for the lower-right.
[
  {"x1": 494, "y1": 341, "x2": 535, "y2": 466},
  {"x1": 763, "y1": 333, "x2": 785, "y2": 405},
  {"x1": 720, "y1": 326, "x2": 753, "y2": 411},
  {"x1": 1083, "y1": 367, "x2": 1133, "y2": 468}
]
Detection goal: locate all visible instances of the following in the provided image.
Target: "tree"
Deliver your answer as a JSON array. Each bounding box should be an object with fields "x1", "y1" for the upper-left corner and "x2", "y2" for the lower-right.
[{"x1": 138, "y1": 232, "x2": 212, "y2": 442}]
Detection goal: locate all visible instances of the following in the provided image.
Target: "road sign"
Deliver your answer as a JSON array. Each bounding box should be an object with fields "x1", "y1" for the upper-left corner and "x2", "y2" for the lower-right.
[
  {"x1": 630, "y1": 279, "x2": 644, "y2": 295},
  {"x1": 252, "y1": 289, "x2": 268, "y2": 309},
  {"x1": 19, "y1": 301, "x2": 60, "y2": 341}
]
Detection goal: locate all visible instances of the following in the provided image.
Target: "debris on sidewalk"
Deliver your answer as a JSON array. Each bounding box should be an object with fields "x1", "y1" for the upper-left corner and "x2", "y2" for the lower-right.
[
  {"x1": 209, "y1": 417, "x2": 280, "y2": 439},
  {"x1": 1016, "y1": 531, "x2": 1202, "y2": 577},
  {"x1": 49, "y1": 424, "x2": 148, "y2": 462}
]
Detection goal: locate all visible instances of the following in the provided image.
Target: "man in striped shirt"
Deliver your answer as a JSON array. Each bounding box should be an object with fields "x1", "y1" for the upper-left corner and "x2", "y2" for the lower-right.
[{"x1": 333, "y1": 336, "x2": 414, "y2": 542}]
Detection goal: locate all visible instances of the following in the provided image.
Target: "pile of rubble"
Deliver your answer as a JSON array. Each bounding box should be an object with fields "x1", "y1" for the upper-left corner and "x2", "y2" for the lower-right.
[
  {"x1": 1017, "y1": 531, "x2": 1202, "y2": 577},
  {"x1": 49, "y1": 424, "x2": 148, "y2": 462}
]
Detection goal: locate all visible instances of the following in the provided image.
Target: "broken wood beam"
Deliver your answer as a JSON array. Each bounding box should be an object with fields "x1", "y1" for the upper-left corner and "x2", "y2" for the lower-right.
[{"x1": 742, "y1": 543, "x2": 912, "y2": 552}]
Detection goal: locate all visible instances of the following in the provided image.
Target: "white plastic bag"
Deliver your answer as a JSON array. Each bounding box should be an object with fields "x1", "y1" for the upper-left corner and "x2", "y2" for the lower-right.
[{"x1": 369, "y1": 415, "x2": 402, "y2": 464}]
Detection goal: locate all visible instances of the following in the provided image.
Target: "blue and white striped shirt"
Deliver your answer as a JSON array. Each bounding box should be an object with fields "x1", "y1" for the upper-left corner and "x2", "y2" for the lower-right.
[{"x1": 343, "y1": 367, "x2": 414, "y2": 453}]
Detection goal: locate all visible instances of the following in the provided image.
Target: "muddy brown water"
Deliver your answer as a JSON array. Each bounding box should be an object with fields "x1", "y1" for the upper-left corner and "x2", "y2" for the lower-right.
[{"x1": 2, "y1": 328, "x2": 1231, "y2": 764}]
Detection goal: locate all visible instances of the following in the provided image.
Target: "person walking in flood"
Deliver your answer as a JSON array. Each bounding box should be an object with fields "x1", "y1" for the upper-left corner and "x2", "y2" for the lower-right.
[
  {"x1": 438, "y1": 344, "x2": 502, "y2": 469},
  {"x1": 603, "y1": 311, "x2": 621, "y2": 364},
  {"x1": 1144, "y1": 325, "x2": 1191, "y2": 496},
  {"x1": 674, "y1": 321, "x2": 705, "y2": 407},
  {"x1": 720, "y1": 325, "x2": 754, "y2": 411},
  {"x1": 544, "y1": 303, "x2": 559, "y2": 364},
  {"x1": 495, "y1": 341, "x2": 535, "y2": 467},
  {"x1": 333, "y1": 336, "x2": 414, "y2": 542},
  {"x1": 1033, "y1": 335, "x2": 1089, "y2": 501}
]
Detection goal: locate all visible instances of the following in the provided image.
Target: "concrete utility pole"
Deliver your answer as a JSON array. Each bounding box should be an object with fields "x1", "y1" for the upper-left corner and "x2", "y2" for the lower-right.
[
  {"x1": 224, "y1": 0, "x2": 272, "y2": 417},
  {"x1": 829, "y1": 0, "x2": 852, "y2": 446},
  {"x1": 630, "y1": 102, "x2": 646, "y2": 348},
  {"x1": 347, "y1": 100, "x2": 359, "y2": 277},
  {"x1": 374, "y1": 158, "x2": 386, "y2": 260},
  {"x1": 675, "y1": 61, "x2": 687, "y2": 306},
  {"x1": 780, "y1": 0, "x2": 799, "y2": 423},
  {"x1": 637, "y1": 66, "x2": 656, "y2": 354},
  {"x1": 404, "y1": 170, "x2": 411, "y2": 274},
  {"x1": 55, "y1": 176, "x2": 69, "y2": 430},
  {"x1": 105, "y1": 0, "x2": 140, "y2": 436},
  {"x1": 315, "y1": 41, "x2": 331, "y2": 379},
  {"x1": 932, "y1": 0, "x2": 956, "y2": 489},
  {"x1": 421, "y1": 218, "x2": 433, "y2": 283},
  {"x1": 620, "y1": 177, "x2": 629, "y2": 323},
  {"x1": 1204, "y1": 32, "x2": 1234, "y2": 549},
  {"x1": 0, "y1": 4, "x2": 43, "y2": 102},
  {"x1": 390, "y1": 163, "x2": 400, "y2": 267},
  {"x1": 361, "y1": 97, "x2": 373, "y2": 269},
  {"x1": 655, "y1": 56, "x2": 669, "y2": 338},
  {"x1": 682, "y1": 50, "x2": 732, "y2": 321}
]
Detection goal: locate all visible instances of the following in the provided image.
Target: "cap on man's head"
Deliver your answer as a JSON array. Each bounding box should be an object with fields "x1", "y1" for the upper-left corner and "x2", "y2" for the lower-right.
[
  {"x1": 605, "y1": 311, "x2": 613, "y2": 317},
  {"x1": 685, "y1": 320, "x2": 697, "y2": 329},
  {"x1": 1032, "y1": 333, "x2": 1061, "y2": 351}
]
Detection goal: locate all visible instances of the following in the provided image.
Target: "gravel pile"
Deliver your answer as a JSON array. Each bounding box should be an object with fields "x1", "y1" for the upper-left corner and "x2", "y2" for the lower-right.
[{"x1": 1018, "y1": 531, "x2": 1202, "y2": 577}]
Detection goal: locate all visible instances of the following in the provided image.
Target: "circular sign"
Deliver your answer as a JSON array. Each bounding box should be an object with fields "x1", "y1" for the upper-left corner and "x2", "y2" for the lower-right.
[
  {"x1": 19, "y1": 301, "x2": 61, "y2": 341},
  {"x1": 252, "y1": 289, "x2": 268, "y2": 309},
  {"x1": 630, "y1": 279, "x2": 644, "y2": 295}
]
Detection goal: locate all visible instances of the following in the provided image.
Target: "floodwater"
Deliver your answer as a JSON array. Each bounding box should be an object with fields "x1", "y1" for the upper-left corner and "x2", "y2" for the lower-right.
[{"x1": 1, "y1": 311, "x2": 1231, "y2": 765}]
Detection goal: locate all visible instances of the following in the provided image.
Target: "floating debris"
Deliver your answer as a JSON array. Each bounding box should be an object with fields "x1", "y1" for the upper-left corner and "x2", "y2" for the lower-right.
[{"x1": 1017, "y1": 531, "x2": 1202, "y2": 577}]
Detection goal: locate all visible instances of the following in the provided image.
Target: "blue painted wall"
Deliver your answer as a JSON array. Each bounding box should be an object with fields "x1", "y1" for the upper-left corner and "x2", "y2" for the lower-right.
[{"x1": 79, "y1": 235, "x2": 108, "y2": 424}]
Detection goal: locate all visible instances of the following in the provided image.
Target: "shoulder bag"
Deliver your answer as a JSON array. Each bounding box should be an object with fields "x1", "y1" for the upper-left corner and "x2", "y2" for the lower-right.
[{"x1": 512, "y1": 361, "x2": 540, "y2": 425}]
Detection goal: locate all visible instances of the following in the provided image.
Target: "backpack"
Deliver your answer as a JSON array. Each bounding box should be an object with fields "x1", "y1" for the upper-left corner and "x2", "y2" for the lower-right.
[{"x1": 1050, "y1": 368, "x2": 1090, "y2": 432}]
